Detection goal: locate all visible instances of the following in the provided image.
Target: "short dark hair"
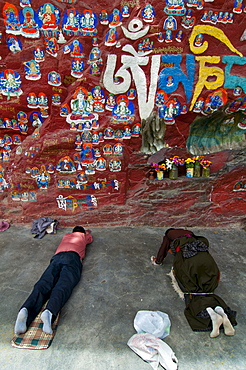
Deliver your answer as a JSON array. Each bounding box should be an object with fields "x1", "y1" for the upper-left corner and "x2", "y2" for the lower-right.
[{"x1": 72, "y1": 226, "x2": 86, "y2": 234}]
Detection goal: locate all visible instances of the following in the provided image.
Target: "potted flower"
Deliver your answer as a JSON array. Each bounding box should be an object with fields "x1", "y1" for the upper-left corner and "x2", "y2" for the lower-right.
[
  {"x1": 185, "y1": 157, "x2": 195, "y2": 177},
  {"x1": 157, "y1": 162, "x2": 167, "y2": 179},
  {"x1": 192, "y1": 156, "x2": 204, "y2": 177},
  {"x1": 200, "y1": 159, "x2": 212, "y2": 177},
  {"x1": 166, "y1": 156, "x2": 184, "y2": 179},
  {"x1": 150, "y1": 162, "x2": 166, "y2": 180},
  {"x1": 148, "y1": 165, "x2": 157, "y2": 180}
]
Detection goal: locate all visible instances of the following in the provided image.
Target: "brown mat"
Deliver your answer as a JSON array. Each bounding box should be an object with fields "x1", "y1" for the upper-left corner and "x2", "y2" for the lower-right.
[{"x1": 11, "y1": 311, "x2": 59, "y2": 350}]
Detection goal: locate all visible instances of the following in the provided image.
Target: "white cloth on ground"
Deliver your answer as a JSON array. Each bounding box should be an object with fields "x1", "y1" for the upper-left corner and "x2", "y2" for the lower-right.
[{"x1": 127, "y1": 332, "x2": 178, "y2": 370}]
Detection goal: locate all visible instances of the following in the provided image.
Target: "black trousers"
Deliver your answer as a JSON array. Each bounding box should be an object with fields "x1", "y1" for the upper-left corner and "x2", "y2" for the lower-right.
[{"x1": 21, "y1": 251, "x2": 82, "y2": 327}]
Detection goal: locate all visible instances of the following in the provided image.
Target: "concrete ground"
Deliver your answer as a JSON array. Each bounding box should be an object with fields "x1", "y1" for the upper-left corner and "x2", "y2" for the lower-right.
[{"x1": 0, "y1": 225, "x2": 245, "y2": 370}]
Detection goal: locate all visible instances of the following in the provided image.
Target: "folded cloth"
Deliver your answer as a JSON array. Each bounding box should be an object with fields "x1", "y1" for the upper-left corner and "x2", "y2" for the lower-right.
[
  {"x1": 31, "y1": 217, "x2": 58, "y2": 239},
  {"x1": 170, "y1": 235, "x2": 209, "y2": 258},
  {"x1": 181, "y1": 239, "x2": 209, "y2": 258}
]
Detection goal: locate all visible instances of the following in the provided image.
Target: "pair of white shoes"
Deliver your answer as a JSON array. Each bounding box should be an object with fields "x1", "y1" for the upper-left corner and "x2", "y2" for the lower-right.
[{"x1": 206, "y1": 306, "x2": 235, "y2": 338}]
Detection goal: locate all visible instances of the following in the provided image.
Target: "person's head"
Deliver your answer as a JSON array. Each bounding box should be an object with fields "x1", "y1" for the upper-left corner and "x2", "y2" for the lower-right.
[{"x1": 72, "y1": 226, "x2": 86, "y2": 234}]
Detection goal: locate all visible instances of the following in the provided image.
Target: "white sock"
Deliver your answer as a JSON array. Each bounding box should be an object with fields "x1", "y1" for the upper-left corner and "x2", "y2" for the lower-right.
[
  {"x1": 41, "y1": 309, "x2": 53, "y2": 334},
  {"x1": 214, "y1": 306, "x2": 235, "y2": 336},
  {"x1": 14, "y1": 307, "x2": 28, "y2": 335},
  {"x1": 206, "y1": 307, "x2": 223, "y2": 338}
]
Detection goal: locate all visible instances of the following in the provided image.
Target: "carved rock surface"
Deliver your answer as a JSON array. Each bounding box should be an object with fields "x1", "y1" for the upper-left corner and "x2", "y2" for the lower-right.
[{"x1": 0, "y1": 0, "x2": 245, "y2": 228}]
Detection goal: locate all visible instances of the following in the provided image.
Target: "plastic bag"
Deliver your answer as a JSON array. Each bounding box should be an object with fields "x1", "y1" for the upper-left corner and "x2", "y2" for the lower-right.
[
  {"x1": 134, "y1": 310, "x2": 171, "y2": 339},
  {"x1": 127, "y1": 332, "x2": 178, "y2": 370}
]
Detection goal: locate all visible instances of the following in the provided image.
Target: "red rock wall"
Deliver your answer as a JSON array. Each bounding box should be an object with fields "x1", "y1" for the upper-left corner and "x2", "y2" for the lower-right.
[{"x1": 0, "y1": 0, "x2": 245, "y2": 228}]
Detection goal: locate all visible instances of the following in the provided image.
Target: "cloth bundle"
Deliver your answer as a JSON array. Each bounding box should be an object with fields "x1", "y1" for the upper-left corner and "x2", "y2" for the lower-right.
[
  {"x1": 0, "y1": 220, "x2": 9, "y2": 232},
  {"x1": 31, "y1": 217, "x2": 58, "y2": 239},
  {"x1": 127, "y1": 332, "x2": 178, "y2": 370}
]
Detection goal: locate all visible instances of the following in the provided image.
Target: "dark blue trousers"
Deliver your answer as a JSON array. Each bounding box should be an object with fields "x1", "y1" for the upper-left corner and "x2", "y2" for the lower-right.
[{"x1": 21, "y1": 251, "x2": 82, "y2": 327}]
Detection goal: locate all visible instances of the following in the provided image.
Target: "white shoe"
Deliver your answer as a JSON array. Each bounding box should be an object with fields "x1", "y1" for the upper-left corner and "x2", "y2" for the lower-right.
[{"x1": 151, "y1": 256, "x2": 161, "y2": 265}]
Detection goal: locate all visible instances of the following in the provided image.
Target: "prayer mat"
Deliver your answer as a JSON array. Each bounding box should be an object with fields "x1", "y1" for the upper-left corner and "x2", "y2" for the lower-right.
[{"x1": 11, "y1": 312, "x2": 59, "y2": 350}]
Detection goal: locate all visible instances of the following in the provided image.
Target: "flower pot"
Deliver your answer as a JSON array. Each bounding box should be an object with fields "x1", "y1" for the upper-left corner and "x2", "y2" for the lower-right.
[
  {"x1": 149, "y1": 169, "x2": 156, "y2": 180},
  {"x1": 169, "y1": 165, "x2": 178, "y2": 179},
  {"x1": 186, "y1": 167, "x2": 194, "y2": 177},
  {"x1": 202, "y1": 167, "x2": 210, "y2": 177},
  {"x1": 194, "y1": 162, "x2": 201, "y2": 177},
  {"x1": 156, "y1": 170, "x2": 164, "y2": 180}
]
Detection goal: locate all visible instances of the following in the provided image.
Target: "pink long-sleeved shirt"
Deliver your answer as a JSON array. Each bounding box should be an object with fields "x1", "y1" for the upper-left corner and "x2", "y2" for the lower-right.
[{"x1": 55, "y1": 231, "x2": 93, "y2": 260}]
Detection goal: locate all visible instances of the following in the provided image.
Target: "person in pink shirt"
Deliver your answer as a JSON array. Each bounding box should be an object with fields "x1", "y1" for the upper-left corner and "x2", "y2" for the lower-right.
[{"x1": 14, "y1": 226, "x2": 93, "y2": 335}]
